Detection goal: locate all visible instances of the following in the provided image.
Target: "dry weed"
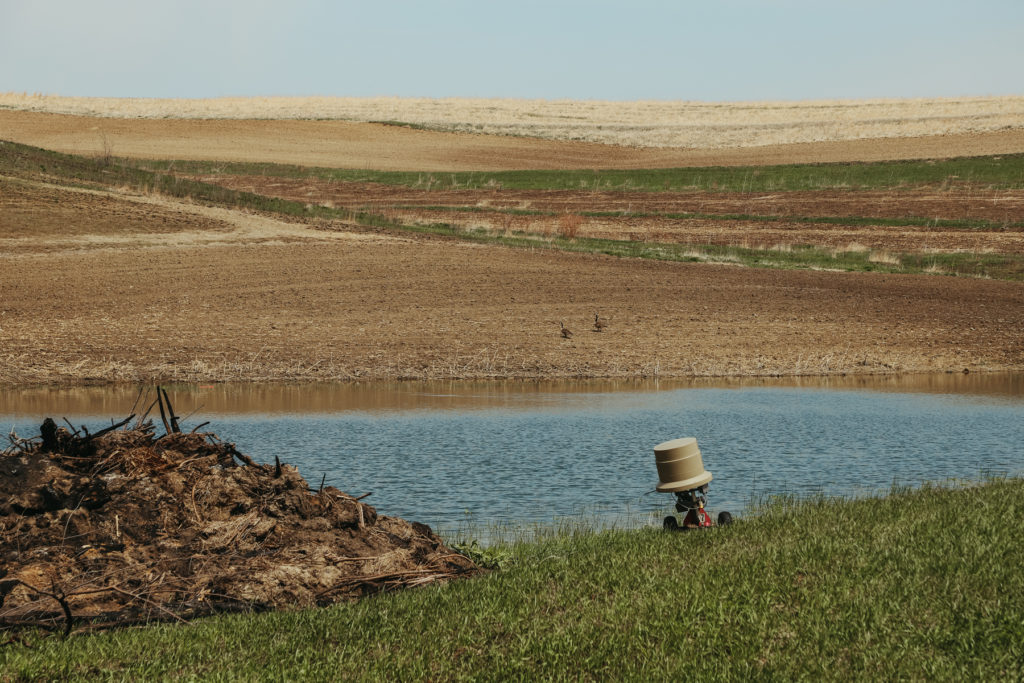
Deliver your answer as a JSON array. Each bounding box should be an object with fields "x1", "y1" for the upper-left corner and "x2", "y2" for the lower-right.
[
  {"x1": 868, "y1": 250, "x2": 902, "y2": 265},
  {"x1": 558, "y1": 213, "x2": 583, "y2": 240}
]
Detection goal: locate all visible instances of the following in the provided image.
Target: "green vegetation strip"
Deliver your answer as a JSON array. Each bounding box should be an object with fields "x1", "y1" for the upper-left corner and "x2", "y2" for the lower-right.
[
  {"x1": 3, "y1": 140, "x2": 1022, "y2": 280},
  {"x1": 135, "y1": 152, "x2": 1024, "y2": 192},
  {"x1": 396, "y1": 204, "x2": 1024, "y2": 232},
  {"x1": 5, "y1": 478, "x2": 1022, "y2": 679},
  {"x1": 357, "y1": 217, "x2": 1024, "y2": 281},
  {"x1": 0, "y1": 140, "x2": 357, "y2": 221}
]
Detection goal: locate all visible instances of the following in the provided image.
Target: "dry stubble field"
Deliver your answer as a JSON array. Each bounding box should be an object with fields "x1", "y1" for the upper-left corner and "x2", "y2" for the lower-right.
[
  {"x1": 1, "y1": 101, "x2": 1023, "y2": 386},
  {"x1": 5, "y1": 93, "x2": 1024, "y2": 149}
]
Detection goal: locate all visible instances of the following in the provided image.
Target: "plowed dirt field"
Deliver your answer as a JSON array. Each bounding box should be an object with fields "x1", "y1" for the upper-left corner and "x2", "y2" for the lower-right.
[
  {"x1": 2, "y1": 112, "x2": 1024, "y2": 385},
  {"x1": 2, "y1": 180, "x2": 1023, "y2": 385}
]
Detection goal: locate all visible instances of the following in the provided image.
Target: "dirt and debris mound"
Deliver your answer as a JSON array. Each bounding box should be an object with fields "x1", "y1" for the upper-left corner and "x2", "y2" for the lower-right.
[{"x1": 1, "y1": 414, "x2": 478, "y2": 634}]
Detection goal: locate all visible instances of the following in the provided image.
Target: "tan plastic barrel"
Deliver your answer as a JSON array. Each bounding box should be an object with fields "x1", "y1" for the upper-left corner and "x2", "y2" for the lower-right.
[{"x1": 654, "y1": 437, "x2": 713, "y2": 492}]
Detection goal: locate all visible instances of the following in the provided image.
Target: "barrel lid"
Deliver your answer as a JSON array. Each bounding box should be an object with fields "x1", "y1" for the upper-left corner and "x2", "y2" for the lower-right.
[
  {"x1": 654, "y1": 436, "x2": 697, "y2": 452},
  {"x1": 655, "y1": 470, "x2": 712, "y2": 493},
  {"x1": 654, "y1": 437, "x2": 699, "y2": 461}
]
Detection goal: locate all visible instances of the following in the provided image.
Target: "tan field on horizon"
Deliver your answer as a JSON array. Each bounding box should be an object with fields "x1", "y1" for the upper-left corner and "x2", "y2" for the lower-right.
[
  {"x1": 4, "y1": 109, "x2": 1024, "y2": 172},
  {"x1": 3, "y1": 92, "x2": 1024, "y2": 149}
]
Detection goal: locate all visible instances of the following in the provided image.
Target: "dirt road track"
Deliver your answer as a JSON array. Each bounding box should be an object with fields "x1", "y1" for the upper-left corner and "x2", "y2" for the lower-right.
[{"x1": 4, "y1": 110, "x2": 1024, "y2": 171}]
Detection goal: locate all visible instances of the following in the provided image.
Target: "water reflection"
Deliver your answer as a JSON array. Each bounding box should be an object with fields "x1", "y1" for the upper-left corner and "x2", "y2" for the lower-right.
[
  {"x1": 2, "y1": 375, "x2": 1022, "y2": 537},
  {"x1": 2, "y1": 372, "x2": 1022, "y2": 418}
]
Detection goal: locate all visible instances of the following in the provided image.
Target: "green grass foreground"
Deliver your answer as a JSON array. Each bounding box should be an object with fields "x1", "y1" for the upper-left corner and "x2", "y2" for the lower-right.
[{"x1": 3, "y1": 479, "x2": 1022, "y2": 680}]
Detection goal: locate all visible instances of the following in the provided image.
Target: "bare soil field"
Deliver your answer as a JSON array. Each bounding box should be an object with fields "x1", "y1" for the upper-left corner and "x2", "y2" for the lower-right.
[
  {"x1": 2, "y1": 102, "x2": 1024, "y2": 386},
  {"x1": 197, "y1": 175, "x2": 1024, "y2": 255},
  {"x1": 0, "y1": 177, "x2": 232, "y2": 245},
  {"x1": 1, "y1": 184, "x2": 1022, "y2": 386},
  {"x1": 5, "y1": 109, "x2": 1024, "y2": 171}
]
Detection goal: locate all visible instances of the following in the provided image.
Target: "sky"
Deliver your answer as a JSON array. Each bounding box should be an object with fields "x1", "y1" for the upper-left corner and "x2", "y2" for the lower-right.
[{"x1": 1, "y1": 0, "x2": 1022, "y2": 101}]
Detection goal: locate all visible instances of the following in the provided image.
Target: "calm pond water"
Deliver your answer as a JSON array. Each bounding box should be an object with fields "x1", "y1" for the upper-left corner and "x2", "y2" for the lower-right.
[{"x1": 3, "y1": 374, "x2": 1023, "y2": 537}]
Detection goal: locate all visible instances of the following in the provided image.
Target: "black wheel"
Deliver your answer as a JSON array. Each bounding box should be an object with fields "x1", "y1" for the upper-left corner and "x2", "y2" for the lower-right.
[
  {"x1": 717, "y1": 511, "x2": 733, "y2": 526},
  {"x1": 663, "y1": 515, "x2": 679, "y2": 531}
]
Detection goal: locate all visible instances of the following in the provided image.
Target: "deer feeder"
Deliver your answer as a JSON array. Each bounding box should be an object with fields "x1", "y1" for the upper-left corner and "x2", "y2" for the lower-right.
[{"x1": 654, "y1": 437, "x2": 732, "y2": 530}]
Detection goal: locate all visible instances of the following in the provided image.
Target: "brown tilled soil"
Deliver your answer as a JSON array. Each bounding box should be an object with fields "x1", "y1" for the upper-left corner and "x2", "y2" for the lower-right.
[
  {"x1": 0, "y1": 177, "x2": 233, "y2": 242},
  {"x1": 0, "y1": 417, "x2": 477, "y2": 632},
  {"x1": 5, "y1": 109, "x2": 1024, "y2": 171},
  {"x1": 1, "y1": 180, "x2": 1022, "y2": 385}
]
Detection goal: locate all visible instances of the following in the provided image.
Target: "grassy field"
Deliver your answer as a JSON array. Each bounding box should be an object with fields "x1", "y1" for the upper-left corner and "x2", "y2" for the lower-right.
[
  {"x1": 3, "y1": 478, "x2": 1021, "y2": 680},
  {"x1": 4, "y1": 93, "x2": 1023, "y2": 148},
  {"x1": 140, "y1": 153, "x2": 1024, "y2": 192}
]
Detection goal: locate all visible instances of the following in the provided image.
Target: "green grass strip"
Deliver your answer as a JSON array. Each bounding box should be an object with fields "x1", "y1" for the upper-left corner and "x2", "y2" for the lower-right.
[
  {"x1": 134, "y1": 152, "x2": 1024, "y2": 192},
  {"x1": 4, "y1": 478, "x2": 1022, "y2": 680},
  {"x1": 0, "y1": 140, "x2": 344, "y2": 218},
  {"x1": 350, "y1": 215, "x2": 1024, "y2": 281},
  {"x1": 392, "y1": 203, "x2": 1024, "y2": 232}
]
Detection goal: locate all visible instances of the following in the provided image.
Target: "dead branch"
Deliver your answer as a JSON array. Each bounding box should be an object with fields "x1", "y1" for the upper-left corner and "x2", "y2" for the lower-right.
[
  {"x1": 108, "y1": 587, "x2": 189, "y2": 625},
  {"x1": 160, "y1": 387, "x2": 181, "y2": 434},
  {"x1": 128, "y1": 386, "x2": 145, "y2": 417},
  {"x1": 84, "y1": 415, "x2": 135, "y2": 443},
  {"x1": 156, "y1": 387, "x2": 173, "y2": 435},
  {"x1": 315, "y1": 569, "x2": 453, "y2": 599},
  {"x1": 136, "y1": 397, "x2": 158, "y2": 430},
  {"x1": 1, "y1": 580, "x2": 74, "y2": 638}
]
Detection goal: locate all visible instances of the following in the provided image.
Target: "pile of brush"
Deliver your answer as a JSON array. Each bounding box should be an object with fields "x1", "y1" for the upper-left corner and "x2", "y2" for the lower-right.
[{"x1": 0, "y1": 389, "x2": 478, "y2": 635}]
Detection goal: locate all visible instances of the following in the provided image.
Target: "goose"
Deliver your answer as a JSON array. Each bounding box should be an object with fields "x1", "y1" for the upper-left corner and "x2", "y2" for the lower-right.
[
  {"x1": 560, "y1": 321, "x2": 573, "y2": 339},
  {"x1": 593, "y1": 312, "x2": 606, "y2": 332}
]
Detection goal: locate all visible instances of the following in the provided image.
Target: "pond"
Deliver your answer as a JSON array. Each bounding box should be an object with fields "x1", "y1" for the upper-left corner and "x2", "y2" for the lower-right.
[{"x1": 3, "y1": 373, "x2": 1022, "y2": 537}]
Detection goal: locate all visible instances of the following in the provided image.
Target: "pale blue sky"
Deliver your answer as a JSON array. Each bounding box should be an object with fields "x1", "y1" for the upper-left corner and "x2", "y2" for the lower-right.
[{"x1": 1, "y1": 0, "x2": 1021, "y2": 101}]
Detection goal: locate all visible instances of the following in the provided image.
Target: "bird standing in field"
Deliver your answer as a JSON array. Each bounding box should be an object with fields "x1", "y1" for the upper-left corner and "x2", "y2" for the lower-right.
[
  {"x1": 560, "y1": 321, "x2": 573, "y2": 339},
  {"x1": 593, "y1": 312, "x2": 606, "y2": 332}
]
